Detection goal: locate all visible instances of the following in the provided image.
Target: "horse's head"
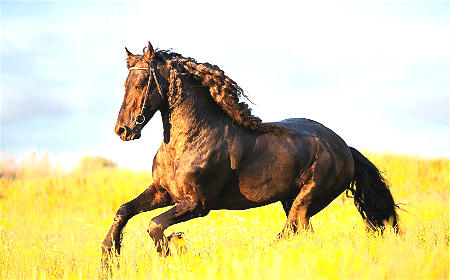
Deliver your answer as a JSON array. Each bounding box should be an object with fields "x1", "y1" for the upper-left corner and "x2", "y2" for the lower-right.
[{"x1": 115, "y1": 42, "x2": 166, "y2": 141}]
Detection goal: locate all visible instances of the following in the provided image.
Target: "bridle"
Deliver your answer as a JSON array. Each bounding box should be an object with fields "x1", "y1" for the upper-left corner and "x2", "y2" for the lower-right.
[{"x1": 129, "y1": 60, "x2": 165, "y2": 126}]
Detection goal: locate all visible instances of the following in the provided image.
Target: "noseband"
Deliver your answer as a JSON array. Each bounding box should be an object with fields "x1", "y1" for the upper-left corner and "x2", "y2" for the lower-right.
[{"x1": 129, "y1": 61, "x2": 164, "y2": 126}]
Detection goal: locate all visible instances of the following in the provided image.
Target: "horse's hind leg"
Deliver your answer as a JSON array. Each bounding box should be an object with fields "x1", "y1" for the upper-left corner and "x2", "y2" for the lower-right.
[
  {"x1": 281, "y1": 180, "x2": 316, "y2": 236},
  {"x1": 280, "y1": 153, "x2": 346, "y2": 237},
  {"x1": 102, "y1": 184, "x2": 173, "y2": 266},
  {"x1": 281, "y1": 197, "x2": 295, "y2": 217},
  {"x1": 280, "y1": 164, "x2": 350, "y2": 238}
]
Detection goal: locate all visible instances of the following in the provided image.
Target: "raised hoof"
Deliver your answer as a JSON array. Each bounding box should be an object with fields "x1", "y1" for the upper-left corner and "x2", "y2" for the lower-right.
[{"x1": 167, "y1": 232, "x2": 187, "y2": 255}]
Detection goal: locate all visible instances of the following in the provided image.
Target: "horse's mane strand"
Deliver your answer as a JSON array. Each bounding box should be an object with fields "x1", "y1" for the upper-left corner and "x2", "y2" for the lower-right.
[{"x1": 156, "y1": 50, "x2": 281, "y2": 133}]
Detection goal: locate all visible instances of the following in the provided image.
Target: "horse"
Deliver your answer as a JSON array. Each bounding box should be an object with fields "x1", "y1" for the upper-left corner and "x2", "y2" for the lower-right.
[{"x1": 102, "y1": 41, "x2": 399, "y2": 264}]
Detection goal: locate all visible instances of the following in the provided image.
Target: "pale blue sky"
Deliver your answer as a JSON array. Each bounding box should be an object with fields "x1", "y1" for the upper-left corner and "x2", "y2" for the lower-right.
[{"x1": 1, "y1": 1, "x2": 449, "y2": 168}]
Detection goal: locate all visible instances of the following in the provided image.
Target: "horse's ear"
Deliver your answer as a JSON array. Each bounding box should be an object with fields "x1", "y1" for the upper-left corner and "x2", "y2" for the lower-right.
[
  {"x1": 125, "y1": 47, "x2": 133, "y2": 57},
  {"x1": 144, "y1": 41, "x2": 155, "y2": 60}
]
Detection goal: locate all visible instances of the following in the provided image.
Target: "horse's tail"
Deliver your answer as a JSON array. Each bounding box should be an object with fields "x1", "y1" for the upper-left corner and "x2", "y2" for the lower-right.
[{"x1": 348, "y1": 147, "x2": 399, "y2": 233}]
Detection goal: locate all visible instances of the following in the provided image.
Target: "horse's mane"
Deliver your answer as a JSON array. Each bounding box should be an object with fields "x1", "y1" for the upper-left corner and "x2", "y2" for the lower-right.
[{"x1": 155, "y1": 50, "x2": 281, "y2": 133}]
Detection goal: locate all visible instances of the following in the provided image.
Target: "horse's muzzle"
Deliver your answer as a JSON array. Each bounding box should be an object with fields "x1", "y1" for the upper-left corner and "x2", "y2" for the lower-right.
[{"x1": 116, "y1": 125, "x2": 141, "y2": 141}]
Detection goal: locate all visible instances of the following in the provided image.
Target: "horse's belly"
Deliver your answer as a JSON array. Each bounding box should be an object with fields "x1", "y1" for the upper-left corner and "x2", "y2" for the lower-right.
[
  {"x1": 210, "y1": 171, "x2": 296, "y2": 210},
  {"x1": 211, "y1": 177, "x2": 282, "y2": 210},
  {"x1": 237, "y1": 136, "x2": 301, "y2": 203},
  {"x1": 238, "y1": 173, "x2": 296, "y2": 203}
]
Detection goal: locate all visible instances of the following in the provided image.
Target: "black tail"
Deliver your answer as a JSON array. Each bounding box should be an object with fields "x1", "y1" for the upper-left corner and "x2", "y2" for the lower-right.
[{"x1": 348, "y1": 147, "x2": 399, "y2": 233}]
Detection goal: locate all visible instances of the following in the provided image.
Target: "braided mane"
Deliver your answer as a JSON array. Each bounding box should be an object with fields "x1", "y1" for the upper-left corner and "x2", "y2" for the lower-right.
[{"x1": 156, "y1": 50, "x2": 281, "y2": 133}]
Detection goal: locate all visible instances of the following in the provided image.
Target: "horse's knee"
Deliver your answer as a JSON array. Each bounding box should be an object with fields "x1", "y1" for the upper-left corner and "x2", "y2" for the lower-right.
[
  {"x1": 197, "y1": 206, "x2": 210, "y2": 217},
  {"x1": 114, "y1": 203, "x2": 132, "y2": 222}
]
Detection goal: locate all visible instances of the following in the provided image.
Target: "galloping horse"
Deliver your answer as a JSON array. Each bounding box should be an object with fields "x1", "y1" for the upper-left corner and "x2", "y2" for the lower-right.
[{"x1": 102, "y1": 42, "x2": 399, "y2": 263}]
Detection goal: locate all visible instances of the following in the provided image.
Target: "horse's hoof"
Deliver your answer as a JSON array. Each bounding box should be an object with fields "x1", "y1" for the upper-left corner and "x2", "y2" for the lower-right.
[
  {"x1": 167, "y1": 231, "x2": 184, "y2": 241},
  {"x1": 101, "y1": 247, "x2": 112, "y2": 267},
  {"x1": 100, "y1": 255, "x2": 114, "y2": 279},
  {"x1": 167, "y1": 232, "x2": 187, "y2": 255}
]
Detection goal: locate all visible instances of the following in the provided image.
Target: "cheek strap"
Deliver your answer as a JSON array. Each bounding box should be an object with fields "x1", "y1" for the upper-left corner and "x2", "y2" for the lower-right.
[
  {"x1": 129, "y1": 62, "x2": 172, "y2": 144},
  {"x1": 129, "y1": 62, "x2": 165, "y2": 126}
]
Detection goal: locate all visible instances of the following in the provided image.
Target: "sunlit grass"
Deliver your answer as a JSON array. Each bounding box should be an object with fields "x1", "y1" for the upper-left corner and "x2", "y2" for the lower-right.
[{"x1": 0, "y1": 153, "x2": 448, "y2": 279}]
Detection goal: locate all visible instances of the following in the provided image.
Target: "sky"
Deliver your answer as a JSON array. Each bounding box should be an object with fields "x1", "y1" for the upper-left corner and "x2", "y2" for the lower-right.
[{"x1": 1, "y1": 0, "x2": 449, "y2": 169}]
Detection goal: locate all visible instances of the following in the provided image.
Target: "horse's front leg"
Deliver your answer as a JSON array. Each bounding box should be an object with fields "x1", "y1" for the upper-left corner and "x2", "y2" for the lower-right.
[
  {"x1": 101, "y1": 184, "x2": 174, "y2": 266},
  {"x1": 147, "y1": 198, "x2": 210, "y2": 255}
]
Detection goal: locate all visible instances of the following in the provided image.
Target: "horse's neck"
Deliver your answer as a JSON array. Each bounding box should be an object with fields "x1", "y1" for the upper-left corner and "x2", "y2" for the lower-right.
[{"x1": 168, "y1": 87, "x2": 232, "y2": 143}]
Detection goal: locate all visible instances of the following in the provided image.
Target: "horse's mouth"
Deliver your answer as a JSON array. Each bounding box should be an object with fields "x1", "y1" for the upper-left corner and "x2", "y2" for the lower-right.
[{"x1": 121, "y1": 133, "x2": 141, "y2": 141}]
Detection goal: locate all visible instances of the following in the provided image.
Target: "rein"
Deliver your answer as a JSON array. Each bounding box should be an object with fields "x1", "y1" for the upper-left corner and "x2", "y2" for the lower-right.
[{"x1": 129, "y1": 61, "x2": 164, "y2": 125}]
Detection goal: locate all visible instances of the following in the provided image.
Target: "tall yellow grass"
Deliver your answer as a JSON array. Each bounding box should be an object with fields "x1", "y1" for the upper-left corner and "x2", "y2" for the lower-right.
[{"x1": 0, "y1": 153, "x2": 448, "y2": 279}]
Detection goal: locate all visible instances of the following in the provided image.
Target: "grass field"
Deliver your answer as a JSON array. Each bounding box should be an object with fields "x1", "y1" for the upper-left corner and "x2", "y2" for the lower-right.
[{"x1": 0, "y1": 153, "x2": 448, "y2": 279}]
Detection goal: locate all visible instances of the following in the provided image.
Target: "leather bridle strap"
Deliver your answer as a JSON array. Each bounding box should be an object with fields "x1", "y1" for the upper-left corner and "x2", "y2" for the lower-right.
[
  {"x1": 128, "y1": 65, "x2": 164, "y2": 99},
  {"x1": 129, "y1": 62, "x2": 164, "y2": 125}
]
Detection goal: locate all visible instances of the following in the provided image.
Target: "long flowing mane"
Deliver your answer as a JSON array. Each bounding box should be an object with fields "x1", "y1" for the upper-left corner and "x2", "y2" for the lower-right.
[{"x1": 155, "y1": 50, "x2": 281, "y2": 133}]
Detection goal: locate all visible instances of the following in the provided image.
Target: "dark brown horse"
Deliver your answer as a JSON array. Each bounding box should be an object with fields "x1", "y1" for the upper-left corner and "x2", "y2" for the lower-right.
[{"x1": 102, "y1": 42, "x2": 399, "y2": 264}]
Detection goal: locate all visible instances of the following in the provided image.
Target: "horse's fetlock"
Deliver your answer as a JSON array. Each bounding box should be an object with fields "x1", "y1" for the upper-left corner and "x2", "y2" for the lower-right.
[
  {"x1": 101, "y1": 241, "x2": 112, "y2": 252},
  {"x1": 148, "y1": 221, "x2": 163, "y2": 238}
]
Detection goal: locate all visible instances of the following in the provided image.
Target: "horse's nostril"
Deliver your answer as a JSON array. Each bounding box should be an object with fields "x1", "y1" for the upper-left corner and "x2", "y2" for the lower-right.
[{"x1": 117, "y1": 127, "x2": 125, "y2": 135}]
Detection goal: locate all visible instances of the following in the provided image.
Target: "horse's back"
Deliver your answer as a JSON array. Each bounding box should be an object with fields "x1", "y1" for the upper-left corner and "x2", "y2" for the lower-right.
[
  {"x1": 275, "y1": 118, "x2": 351, "y2": 155},
  {"x1": 276, "y1": 118, "x2": 341, "y2": 139}
]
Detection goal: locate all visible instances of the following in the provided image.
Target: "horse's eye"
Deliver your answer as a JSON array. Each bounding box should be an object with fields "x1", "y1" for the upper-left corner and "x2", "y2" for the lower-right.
[{"x1": 135, "y1": 75, "x2": 148, "y2": 89}]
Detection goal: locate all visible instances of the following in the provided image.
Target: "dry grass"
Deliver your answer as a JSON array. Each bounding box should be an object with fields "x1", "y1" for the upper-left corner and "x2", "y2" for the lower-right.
[{"x1": 0, "y1": 153, "x2": 448, "y2": 279}]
